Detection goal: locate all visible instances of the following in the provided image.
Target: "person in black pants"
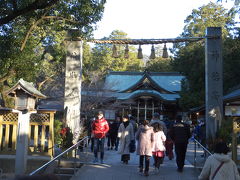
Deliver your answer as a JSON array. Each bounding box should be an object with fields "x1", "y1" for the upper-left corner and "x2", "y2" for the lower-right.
[
  {"x1": 112, "y1": 117, "x2": 121, "y2": 151},
  {"x1": 107, "y1": 121, "x2": 115, "y2": 150},
  {"x1": 169, "y1": 115, "x2": 191, "y2": 172}
]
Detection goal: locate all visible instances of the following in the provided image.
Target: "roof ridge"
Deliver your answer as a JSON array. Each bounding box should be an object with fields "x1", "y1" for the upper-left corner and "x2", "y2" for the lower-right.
[{"x1": 108, "y1": 71, "x2": 183, "y2": 76}]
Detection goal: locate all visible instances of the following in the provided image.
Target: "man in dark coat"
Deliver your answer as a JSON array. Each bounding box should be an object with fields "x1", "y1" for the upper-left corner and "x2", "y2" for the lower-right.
[{"x1": 170, "y1": 115, "x2": 191, "y2": 172}]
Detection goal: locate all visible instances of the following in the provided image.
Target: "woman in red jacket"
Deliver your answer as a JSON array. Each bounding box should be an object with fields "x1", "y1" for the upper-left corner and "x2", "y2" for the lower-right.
[{"x1": 91, "y1": 111, "x2": 109, "y2": 164}]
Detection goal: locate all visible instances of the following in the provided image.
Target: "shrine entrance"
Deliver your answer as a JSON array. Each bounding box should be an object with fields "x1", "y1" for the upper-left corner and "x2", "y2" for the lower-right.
[
  {"x1": 65, "y1": 27, "x2": 223, "y2": 157},
  {"x1": 130, "y1": 97, "x2": 177, "y2": 123}
]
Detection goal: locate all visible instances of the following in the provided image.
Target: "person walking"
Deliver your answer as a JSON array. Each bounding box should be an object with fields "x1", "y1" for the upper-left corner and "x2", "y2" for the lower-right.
[
  {"x1": 198, "y1": 142, "x2": 240, "y2": 180},
  {"x1": 88, "y1": 117, "x2": 95, "y2": 152},
  {"x1": 165, "y1": 129, "x2": 174, "y2": 160},
  {"x1": 91, "y1": 111, "x2": 109, "y2": 164},
  {"x1": 113, "y1": 117, "x2": 121, "y2": 151},
  {"x1": 107, "y1": 120, "x2": 115, "y2": 150},
  {"x1": 118, "y1": 115, "x2": 134, "y2": 164},
  {"x1": 150, "y1": 112, "x2": 167, "y2": 135},
  {"x1": 136, "y1": 120, "x2": 154, "y2": 176},
  {"x1": 170, "y1": 115, "x2": 191, "y2": 172},
  {"x1": 151, "y1": 122, "x2": 166, "y2": 174}
]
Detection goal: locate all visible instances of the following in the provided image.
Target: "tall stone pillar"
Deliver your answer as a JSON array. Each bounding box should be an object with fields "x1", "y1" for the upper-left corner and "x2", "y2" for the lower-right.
[
  {"x1": 205, "y1": 27, "x2": 223, "y2": 141},
  {"x1": 64, "y1": 30, "x2": 82, "y2": 143}
]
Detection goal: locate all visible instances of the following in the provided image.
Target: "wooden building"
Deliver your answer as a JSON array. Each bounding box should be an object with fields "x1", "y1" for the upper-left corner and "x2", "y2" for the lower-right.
[{"x1": 100, "y1": 70, "x2": 184, "y2": 122}]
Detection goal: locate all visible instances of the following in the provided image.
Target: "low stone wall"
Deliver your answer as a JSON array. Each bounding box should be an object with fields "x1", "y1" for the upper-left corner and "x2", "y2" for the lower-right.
[{"x1": 0, "y1": 156, "x2": 51, "y2": 174}]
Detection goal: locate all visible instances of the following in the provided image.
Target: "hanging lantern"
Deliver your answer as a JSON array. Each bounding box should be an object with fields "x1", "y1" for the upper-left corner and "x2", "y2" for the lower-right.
[
  {"x1": 149, "y1": 44, "x2": 156, "y2": 59},
  {"x1": 124, "y1": 44, "x2": 129, "y2": 59},
  {"x1": 112, "y1": 44, "x2": 118, "y2": 58},
  {"x1": 137, "y1": 45, "x2": 143, "y2": 59},
  {"x1": 162, "y1": 43, "x2": 168, "y2": 58}
]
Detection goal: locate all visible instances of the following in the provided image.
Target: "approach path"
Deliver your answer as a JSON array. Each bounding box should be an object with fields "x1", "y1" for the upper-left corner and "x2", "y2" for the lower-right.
[{"x1": 71, "y1": 143, "x2": 200, "y2": 180}]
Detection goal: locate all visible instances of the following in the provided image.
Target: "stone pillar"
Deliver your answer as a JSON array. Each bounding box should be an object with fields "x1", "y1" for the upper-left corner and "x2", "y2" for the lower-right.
[
  {"x1": 15, "y1": 110, "x2": 33, "y2": 175},
  {"x1": 64, "y1": 30, "x2": 83, "y2": 143},
  {"x1": 205, "y1": 27, "x2": 223, "y2": 140}
]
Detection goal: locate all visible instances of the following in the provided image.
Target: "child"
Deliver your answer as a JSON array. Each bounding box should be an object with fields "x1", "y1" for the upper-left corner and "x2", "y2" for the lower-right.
[
  {"x1": 152, "y1": 122, "x2": 166, "y2": 174},
  {"x1": 135, "y1": 120, "x2": 154, "y2": 176}
]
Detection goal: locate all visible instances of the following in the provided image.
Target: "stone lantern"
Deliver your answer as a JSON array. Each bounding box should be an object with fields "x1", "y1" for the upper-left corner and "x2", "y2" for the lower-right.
[
  {"x1": 5, "y1": 78, "x2": 46, "y2": 175},
  {"x1": 6, "y1": 78, "x2": 46, "y2": 111}
]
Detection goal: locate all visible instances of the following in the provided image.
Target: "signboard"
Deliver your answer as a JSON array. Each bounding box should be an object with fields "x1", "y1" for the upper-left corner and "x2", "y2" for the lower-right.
[{"x1": 225, "y1": 106, "x2": 240, "y2": 116}]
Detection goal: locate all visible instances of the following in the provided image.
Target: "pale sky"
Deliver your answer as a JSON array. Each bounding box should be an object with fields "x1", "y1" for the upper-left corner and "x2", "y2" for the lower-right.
[{"x1": 92, "y1": 0, "x2": 234, "y2": 55}]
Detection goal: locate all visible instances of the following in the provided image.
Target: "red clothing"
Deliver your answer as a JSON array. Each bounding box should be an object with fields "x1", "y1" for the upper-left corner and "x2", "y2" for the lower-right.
[
  {"x1": 165, "y1": 139, "x2": 174, "y2": 160},
  {"x1": 152, "y1": 151, "x2": 164, "y2": 157},
  {"x1": 92, "y1": 118, "x2": 109, "y2": 139}
]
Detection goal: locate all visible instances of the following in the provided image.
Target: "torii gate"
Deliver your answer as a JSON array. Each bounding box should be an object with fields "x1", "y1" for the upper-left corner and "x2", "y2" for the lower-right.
[{"x1": 64, "y1": 27, "x2": 223, "y2": 144}]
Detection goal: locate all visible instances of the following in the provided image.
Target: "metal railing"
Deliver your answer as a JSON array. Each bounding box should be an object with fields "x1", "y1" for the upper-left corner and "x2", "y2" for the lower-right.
[
  {"x1": 29, "y1": 136, "x2": 89, "y2": 176},
  {"x1": 192, "y1": 137, "x2": 212, "y2": 168}
]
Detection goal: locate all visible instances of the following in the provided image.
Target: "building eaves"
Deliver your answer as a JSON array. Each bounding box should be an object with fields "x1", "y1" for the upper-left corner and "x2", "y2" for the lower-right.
[{"x1": 6, "y1": 78, "x2": 46, "y2": 99}]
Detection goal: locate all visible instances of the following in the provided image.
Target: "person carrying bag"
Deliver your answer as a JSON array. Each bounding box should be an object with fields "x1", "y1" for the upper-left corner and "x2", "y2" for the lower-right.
[
  {"x1": 211, "y1": 162, "x2": 224, "y2": 180},
  {"x1": 129, "y1": 140, "x2": 136, "y2": 153},
  {"x1": 198, "y1": 142, "x2": 240, "y2": 180}
]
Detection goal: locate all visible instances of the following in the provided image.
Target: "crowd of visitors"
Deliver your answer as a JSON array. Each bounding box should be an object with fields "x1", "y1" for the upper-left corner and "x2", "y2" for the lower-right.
[
  {"x1": 89, "y1": 111, "x2": 239, "y2": 178},
  {"x1": 11, "y1": 111, "x2": 240, "y2": 180}
]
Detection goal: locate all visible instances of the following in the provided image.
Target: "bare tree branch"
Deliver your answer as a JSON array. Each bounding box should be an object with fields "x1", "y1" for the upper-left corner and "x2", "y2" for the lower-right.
[
  {"x1": 21, "y1": 15, "x2": 80, "y2": 51},
  {"x1": 0, "y1": 0, "x2": 60, "y2": 25},
  {"x1": 37, "y1": 75, "x2": 54, "y2": 90}
]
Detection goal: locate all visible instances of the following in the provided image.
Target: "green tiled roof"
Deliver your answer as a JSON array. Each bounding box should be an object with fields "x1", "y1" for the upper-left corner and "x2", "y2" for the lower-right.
[
  {"x1": 117, "y1": 90, "x2": 180, "y2": 101},
  {"x1": 103, "y1": 71, "x2": 184, "y2": 101},
  {"x1": 223, "y1": 88, "x2": 240, "y2": 102},
  {"x1": 104, "y1": 71, "x2": 184, "y2": 92}
]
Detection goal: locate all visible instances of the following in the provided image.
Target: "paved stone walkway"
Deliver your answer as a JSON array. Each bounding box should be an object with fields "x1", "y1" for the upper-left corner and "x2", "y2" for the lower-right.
[{"x1": 71, "y1": 145, "x2": 200, "y2": 180}]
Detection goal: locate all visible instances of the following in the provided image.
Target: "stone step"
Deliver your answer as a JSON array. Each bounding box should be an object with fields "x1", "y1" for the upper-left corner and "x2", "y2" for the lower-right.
[
  {"x1": 58, "y1": 160, "x2": 82, "y2": 168},
  {"x1": 54, "y1": 167, "x2": 79, "y2": 174},
  {"x1": 55, "y1": 173, "x2": 73, "y2": 180}
]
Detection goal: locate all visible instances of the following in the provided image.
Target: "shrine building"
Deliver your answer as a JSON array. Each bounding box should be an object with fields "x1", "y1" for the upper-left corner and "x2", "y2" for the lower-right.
[{"x1": 101, "y1": 70, "x2": 184, "y2": 123}]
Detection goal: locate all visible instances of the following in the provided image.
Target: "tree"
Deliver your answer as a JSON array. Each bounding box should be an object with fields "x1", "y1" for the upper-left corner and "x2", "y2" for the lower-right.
[
  {"x1": 86, "y1": 30, "x2": 144, "y2": 81},
  {"x1": 0, "y1": 0, "x2": 107, "y2": 106},
  {"x1": 171, "y1": 2, "x2": 238, "y2": 110},
  {"x1": 0, "y1": 0, "x2": 59, "y2": 25},
  {"x1": 217, "y1": 0, "x2": 240, "y2": 8},
  {"x1": 80, "y1": 30, "x2": 144, "y2": 118},
  {"x1": 223, "y1": 36, "x2": 240, "y2": 93},
  {"x1": 172, "y1": 44, "x2": 205, "y2": 110},
  {"x1": 181, "y1": 2, "x2": 236, "y2": 38}
]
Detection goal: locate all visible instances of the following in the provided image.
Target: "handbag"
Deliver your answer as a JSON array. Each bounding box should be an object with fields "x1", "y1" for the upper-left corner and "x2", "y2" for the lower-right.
[
  {"x1": 211, "y1": 162, "x2": 224, "y2": 180},
  {"x1": 129, "y1": 140, "x2": 136, "y2": 153}
]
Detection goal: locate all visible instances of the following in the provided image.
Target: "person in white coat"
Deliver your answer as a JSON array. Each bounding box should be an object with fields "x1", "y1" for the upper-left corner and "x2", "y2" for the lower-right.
[
  {"x1": 118, "y1": 115, "x2": 134, "y2": 164},
  {"x1": 152, "y1": 122, "x2": 166, "y2": 174},
  {"x1": 198, "y1": 142, "x2": 240, "y2": 180}
]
